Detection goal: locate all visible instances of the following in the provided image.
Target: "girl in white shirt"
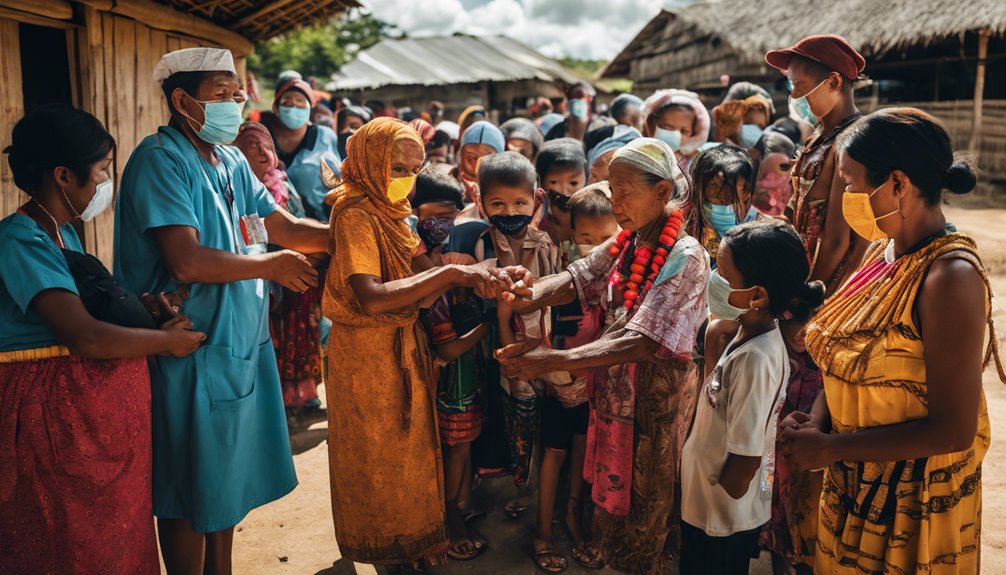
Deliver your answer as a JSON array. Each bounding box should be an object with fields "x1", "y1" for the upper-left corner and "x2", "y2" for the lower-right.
[{"x1": 681, "y1": 220, "x2": 825, "y2": 575}]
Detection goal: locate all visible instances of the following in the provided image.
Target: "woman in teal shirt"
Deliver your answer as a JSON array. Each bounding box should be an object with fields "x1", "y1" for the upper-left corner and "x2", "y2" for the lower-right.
[
  {"x1": 115, "y1": 48, "x2": 331, "y2": 575},
  {"x1": 0, "y1": 106, "x2": 205, "y2": 574},
  {"x1": 267, "y1": 77, "x2": 342, "y2": 222}
]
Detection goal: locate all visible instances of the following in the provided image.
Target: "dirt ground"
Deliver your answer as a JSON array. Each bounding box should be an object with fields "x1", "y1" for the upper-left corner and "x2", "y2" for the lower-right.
[{"x1": 211, "y1": 205, "x2": 1006, "y2": 575}]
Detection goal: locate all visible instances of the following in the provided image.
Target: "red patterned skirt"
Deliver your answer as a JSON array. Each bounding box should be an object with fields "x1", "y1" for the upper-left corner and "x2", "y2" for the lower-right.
[
  {"x1": 270, "y1": 285, "x2": 324, "y2": 407},
  {"x1": 0, "y1": 348, "x2": 158, "y2": 575},
  {"x1": 437, "y1": 405, "x2": 484, "y2": 446}
]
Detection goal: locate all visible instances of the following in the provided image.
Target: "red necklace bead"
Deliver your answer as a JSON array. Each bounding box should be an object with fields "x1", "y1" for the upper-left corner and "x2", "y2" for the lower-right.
[{"x1": 612, "y1": 210, "x2": 684, "y2": 312}]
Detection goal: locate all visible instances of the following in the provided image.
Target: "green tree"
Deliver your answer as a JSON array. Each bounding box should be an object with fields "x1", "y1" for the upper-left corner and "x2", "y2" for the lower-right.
[{"x1": 249, "y1": 11, "x2": 402, "y2": 84}]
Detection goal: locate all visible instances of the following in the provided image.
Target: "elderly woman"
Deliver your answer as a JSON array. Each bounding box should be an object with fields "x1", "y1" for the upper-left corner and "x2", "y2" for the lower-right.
[
  {"x1": 323, "y1": 118, "x2": 522, "y2": 570},
  {"x1": 498, "y1": 138, "x2": 709, "y2": 574},
  {"x1": 781, "y1": 108, "x2": 1003, "y2": 575}
]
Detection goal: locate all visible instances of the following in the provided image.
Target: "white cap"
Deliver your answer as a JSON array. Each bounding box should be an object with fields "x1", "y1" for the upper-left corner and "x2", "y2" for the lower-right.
[
  {"x1": 435, "y1": 121, "x2": 460, "y2": 141},
  {"x1": 153, "y1": 47, "x2": 236, "y2": 84}
]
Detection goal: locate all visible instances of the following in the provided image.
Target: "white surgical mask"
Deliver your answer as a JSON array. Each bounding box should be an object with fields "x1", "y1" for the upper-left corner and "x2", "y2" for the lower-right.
[
  {"x1": 65, "y1": 177, "x2": 114, "y2": 222},
  {"x1": 707, "y1": 269, "x2": 753, "y2": 321},
  {"x1": 653, "y1": 127, "x2": 682, "y2": 151}
]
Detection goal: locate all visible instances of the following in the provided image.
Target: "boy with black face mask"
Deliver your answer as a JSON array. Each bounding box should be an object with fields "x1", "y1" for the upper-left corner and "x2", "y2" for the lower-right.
[{"x1": 446, "y1": 152, "x2": 560, "y2": 525}]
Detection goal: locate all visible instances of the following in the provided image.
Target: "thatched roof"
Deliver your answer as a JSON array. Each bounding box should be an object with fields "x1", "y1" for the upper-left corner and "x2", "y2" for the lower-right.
[
  {"x1": 161, "y1": 0, "x2": 362, "y2": 42},
  {"x1": 603, "y1": 0, "x2": 1006, "y2": 78},
  {"x1": 327, "y1": 34, "x2": 581, "y2": 91}
]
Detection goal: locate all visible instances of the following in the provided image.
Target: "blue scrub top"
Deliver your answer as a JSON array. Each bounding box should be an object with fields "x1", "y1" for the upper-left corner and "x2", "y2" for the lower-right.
[
  {"x1": 282, "y1": 125, "x2": 341, "y2": 223},
  {"x1": 114, "y1": 125, "x2": 296, "y2": 531},
  {"x1": 0, "y1": 213, "x2": 82, "y2": 351}
]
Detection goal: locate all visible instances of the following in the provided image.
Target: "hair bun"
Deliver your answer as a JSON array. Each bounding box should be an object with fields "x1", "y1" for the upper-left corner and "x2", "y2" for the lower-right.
[{"x1": 945, "y1": 160, "x2": 977, "y2": 195}]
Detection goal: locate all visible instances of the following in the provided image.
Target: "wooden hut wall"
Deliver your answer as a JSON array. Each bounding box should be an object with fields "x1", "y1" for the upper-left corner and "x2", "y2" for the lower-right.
[{"x1": 0, "y1": 18, "x2": 26, "y2": 220}]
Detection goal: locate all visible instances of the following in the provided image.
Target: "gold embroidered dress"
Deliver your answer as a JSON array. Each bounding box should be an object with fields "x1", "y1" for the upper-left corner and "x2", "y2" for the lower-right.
[{"x1": 806, "y1": 233, "x2": 1003, "y2": 574}]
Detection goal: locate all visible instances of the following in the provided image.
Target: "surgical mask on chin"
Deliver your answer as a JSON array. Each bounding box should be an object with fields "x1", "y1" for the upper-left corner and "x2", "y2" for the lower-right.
[
  {"x1": 65, "y1": 178, "x2": 114, "y2": 222},
  {"x1": 569, "y1": 98, "x2": 590, "y2": 120},
  {"x1": 707, "y1": 269, "x2": 755, "y2": 321},
  {"x1": 706, "y1": 202, "x2": 739, "y2": 237},
  {"x1": 489, "y1": 214, "x2": 532, "y2": 236},
  {"x1": 842, "y1": 179, "x2": 900, "y2": 242},
  {"x1": 739, "y1": 123, "x2": 763, "y2": 148},
  {"x1": 653, "y1": 126, "x2": 682, "y2": 151},
  {"x1": 278, "y1": 105, "x2": 310, "y2": 129},
  {"x1": 387, "y1": 175, "x2": 415, "y2": 203}
]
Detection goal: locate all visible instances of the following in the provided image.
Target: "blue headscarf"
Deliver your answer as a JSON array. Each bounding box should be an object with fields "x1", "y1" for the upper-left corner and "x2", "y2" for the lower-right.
[
  {"x1": 588, "y1": 126, "x2": 642, "y2": 171},
  {"x1": 460, "y1": 120, "x2": 505, "y2": 153}
]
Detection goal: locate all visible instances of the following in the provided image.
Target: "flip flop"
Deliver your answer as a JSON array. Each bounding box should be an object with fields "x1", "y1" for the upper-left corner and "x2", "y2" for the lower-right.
[
  {"x1": 447, "y1": 539, "x2": 485, "y2": 561},
  {"x1": 534, "y1": 549, "x2": 568, "y2": 573},
  {"x1": 505, "y1": 498, "x2": 529, "y2": 519},
  {"x1": 570, "y1": 542, "x2": 604, "y2": 569}
]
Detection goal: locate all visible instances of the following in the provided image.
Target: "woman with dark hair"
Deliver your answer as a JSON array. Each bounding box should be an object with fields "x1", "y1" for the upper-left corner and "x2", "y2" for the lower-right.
[
  {"x1": 269, "y1": 77, "x2": 343, "y2": 222},
  {"x1": 780, "y1": 107, "x2": 1004, "y2": 574},
  {"x1": 0, "y1": 106, "x2": 206, "y2": 574},
  {"x1": 686, "y1": 145, "x2": 761, "y2": 262}
]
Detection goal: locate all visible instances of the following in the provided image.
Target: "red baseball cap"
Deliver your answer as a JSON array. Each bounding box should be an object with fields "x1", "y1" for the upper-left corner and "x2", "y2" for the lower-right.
[{"x1": 765, "y1": 35, "x2": 865, "y2": 80}]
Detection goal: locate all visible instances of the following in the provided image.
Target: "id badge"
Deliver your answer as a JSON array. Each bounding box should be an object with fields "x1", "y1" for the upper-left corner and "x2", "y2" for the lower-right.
[{"x1": 239, "y1": 214, "x2": 269, "y2": 252}]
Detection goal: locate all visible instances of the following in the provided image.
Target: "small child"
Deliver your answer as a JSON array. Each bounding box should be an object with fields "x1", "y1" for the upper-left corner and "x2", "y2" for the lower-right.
[
  {"x1": 687, "y1": 145, "x2": 761, "y2": 264},
  {"x1": 680, "y1": 220, "x2": 825, "y2": 575},
  {"x1": 415, "y1": 170, "x2": 490, "y2": 560},
  {"x1": 534, "y1": 182, "x2": 619, "y2": 572},
  {"x1": 534, "y1": 138, "x2": 587, "y2": 267},
  {"x1": 447, "y1": 152, "x2": 559, "y2": 517}
]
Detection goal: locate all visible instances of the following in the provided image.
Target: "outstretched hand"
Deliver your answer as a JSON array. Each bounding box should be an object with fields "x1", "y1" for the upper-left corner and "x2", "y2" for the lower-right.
[
  {"x1": 495, "y1": 338, "x2": 557, "y2": 380},
  {"x1": 497, "y1": 265, "x2": 536, "y2": 311}
]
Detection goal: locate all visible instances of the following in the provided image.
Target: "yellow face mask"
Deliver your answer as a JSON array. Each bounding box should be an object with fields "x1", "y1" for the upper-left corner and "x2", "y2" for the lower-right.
[
  {"x1": 386, "y1": 175, "x2": 416, "y2": 203},
  {"x1": 842, "y1": 179, "x2": 900, "y2": 242}
]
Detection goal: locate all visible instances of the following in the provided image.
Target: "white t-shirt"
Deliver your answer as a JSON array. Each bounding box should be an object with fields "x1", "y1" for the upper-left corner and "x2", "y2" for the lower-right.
[{"x1": 680, "y1": 325, "x2": 790, "y2": 537}]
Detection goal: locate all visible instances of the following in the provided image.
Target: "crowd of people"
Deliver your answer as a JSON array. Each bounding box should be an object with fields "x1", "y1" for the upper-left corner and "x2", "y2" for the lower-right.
[{"x1": 0, "y1": 32, "x2": 1003, "y2": 575}]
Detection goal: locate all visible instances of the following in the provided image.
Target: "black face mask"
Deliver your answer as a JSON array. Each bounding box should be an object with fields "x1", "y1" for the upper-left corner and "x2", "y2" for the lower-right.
[
  {"x1": 337, "y1": 131, "x2": 352, "y2": 159},
  {"x1": 547, "y1": 190, "x2": 571, "y2": 211},
  {"x1": 489, "y1": 214, "x2": 533, "y2": 236}
]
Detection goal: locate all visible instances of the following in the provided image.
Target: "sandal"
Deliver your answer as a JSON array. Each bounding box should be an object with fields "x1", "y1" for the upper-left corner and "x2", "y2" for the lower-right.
[
  {"x1": 570, "y1": 541, "x2": 604, "y2": 569},
  {"x1": 533, "y1": 543, "x2": 568, "y2": 573},
  {"x1": 505, "y1": 497, "x2": 529, "y2": 519},
  {"x1": 447, "y1": 538, "x2": 485, "y2": 561},
  {"x1": 458, "y1": 503, "x2": 486, "y2": 523}
]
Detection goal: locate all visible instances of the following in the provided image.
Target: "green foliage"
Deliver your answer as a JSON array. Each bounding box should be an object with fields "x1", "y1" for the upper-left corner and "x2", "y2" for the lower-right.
[
  {"x1": 248, "y1": 11, "x2": 402, "y2": 83},
  {"x1": 556, "y1": 57, "x2": 633, "y2": 94}
]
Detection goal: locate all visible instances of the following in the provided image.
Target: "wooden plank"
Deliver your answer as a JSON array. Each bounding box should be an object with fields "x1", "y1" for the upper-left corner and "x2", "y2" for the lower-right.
[
  {"x1": 150, "y1": 28, "x2": 170, "y2": 121},
  {"x1": 0, "y1": 18, "x2": 25, "y2": 218},
  {"x1": 0, "y1": 0, "x2": 72, "y2": 20},
  {"x1": 0, "y1": 6, "x2": 76, "y2": 28},
  {"x1": 76, "y1": 0, "x2": 253, "y2": 56}
]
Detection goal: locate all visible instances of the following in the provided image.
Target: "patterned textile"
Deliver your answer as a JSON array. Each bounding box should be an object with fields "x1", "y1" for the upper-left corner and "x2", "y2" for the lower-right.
[
  {"x1": 806, "y1": 233, "x2": 1003, "y2": 574},
  {"x1": 438, "y1": 405, "x2": 484, "y2": 446},
  {"x1": 322, "y1": 118, "x2": 448, "y2": 566},
  {"x1": 788, "y1": 113, "x2": 863, "y2": 294},
  {"x1": 569, "y1": 230, "x2": 709, "y2": 574},
  {"x1": 270, "y1": 284, "x2": 323, "y2": 407},
  {"x1": 0, "y1": 354, "x2": 157, "y2": 575},
  {"x1": 759, "y1": 350, "x2": 824, "y2": 567}
]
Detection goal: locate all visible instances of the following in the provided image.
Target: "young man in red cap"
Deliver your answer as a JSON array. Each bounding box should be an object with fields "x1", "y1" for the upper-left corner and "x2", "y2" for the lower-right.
[{"x1": 766, "y1": 34, "x2": 868, "y2": 296}]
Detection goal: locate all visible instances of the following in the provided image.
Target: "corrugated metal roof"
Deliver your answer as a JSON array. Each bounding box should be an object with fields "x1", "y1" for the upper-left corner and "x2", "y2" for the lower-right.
[{"x1": 327, "y1": 34, "x2": 581, "y2": 91}]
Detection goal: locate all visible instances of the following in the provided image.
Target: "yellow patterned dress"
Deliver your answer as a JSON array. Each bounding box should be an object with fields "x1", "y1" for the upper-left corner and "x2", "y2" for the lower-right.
[{"x1": 806, "y1": 233, "x2": 1003, "y2": 574}]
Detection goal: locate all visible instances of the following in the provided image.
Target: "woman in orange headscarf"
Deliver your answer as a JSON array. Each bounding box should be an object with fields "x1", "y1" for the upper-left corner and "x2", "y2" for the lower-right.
[{"x1": 323, "y1": 118, "x2": 525, "y2": 570}]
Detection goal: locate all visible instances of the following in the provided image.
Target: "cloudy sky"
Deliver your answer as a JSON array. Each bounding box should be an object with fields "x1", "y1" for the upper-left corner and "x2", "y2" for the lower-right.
[{"x1": 367, "y1": 0, "x2": 694, "y2": 60}]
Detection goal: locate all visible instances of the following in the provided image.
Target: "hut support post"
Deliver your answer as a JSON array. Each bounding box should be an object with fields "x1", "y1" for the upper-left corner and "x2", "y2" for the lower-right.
[{"x1": 968, "y1": 29, "x2": 990, "y2": 160}]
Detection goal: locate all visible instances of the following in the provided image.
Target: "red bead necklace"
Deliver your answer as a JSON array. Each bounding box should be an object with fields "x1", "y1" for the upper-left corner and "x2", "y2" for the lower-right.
[{"x1": 608, "y1": 209, "x2": 685, "y2": 311}]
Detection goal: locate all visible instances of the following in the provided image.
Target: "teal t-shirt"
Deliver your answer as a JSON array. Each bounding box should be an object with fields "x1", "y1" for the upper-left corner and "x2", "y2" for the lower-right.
[{"x1": 0, "y1": 212, "x2": 82, "y2": 351}]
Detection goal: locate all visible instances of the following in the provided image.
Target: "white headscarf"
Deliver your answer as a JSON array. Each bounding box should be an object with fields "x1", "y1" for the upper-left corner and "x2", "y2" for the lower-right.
[{"x1": 610, "y1": 137, "x2": 689, "y2": 199}]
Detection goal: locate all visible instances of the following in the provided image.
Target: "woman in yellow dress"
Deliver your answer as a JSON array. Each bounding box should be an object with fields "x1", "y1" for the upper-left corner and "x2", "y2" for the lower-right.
[
  {"x1": 322, "y1": 117, "x2": 525, "y2": 570},
  {"x1": 779, "y1": 107, "x2": 1004, "y2": 574}
]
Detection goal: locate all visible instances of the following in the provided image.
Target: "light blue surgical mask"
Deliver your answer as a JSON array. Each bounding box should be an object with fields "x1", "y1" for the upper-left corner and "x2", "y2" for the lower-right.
[
  {"x1": 789, "y1": 78, "x2": 827, "y2": 128},
  {"x1": 706, "y1": 202, "x2": 738, "y2": 237},
  {"x1": 739, "y1": 123, "x2": 763, "y2": 148},
  {"x1": 278, "y1": 105, "x2": 310, "y2": 129},
  {"x1": 569, "y1": 98, "x2": 590, "y2": 120},
  {"x1": 181, "y1": 94, "x2": 244, "y2": 144},
  {"x1": 653, "y1": 126, "x2": 682, "y2": 151}
]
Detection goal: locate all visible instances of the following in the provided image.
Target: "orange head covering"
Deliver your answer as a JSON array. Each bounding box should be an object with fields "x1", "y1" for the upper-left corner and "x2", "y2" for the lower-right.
[
  {"x1": 326, "y1": 117, "x2": 423, "y2": 270},
  {"x1": 713, "y1": 95, "x2": 772, "y2": 143}
]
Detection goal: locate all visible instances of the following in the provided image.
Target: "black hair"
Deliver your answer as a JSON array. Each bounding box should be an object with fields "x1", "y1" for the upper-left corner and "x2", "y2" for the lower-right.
[
  {"x1": 568, "y1": 182, "x2": 614, "y2": 230},
  {"x1": 790, "y1": 55, "x2": 855, "y2": 91},
  {"x1": 689, "y1": 145, "x2": 755, "y2": 208},
  {"x1": 162, "y1": 70, "x2": 213, "y2": 116},
  {"x1": 567, "y1": 80, "x2": 596, "y2": 99},
  {"x1": 478, "y1": 152, "x2": 538, "y2": 200},
  {"x1": 722, "y1": 220, "x2": 825, "y2": 321},
  {"x1": 414, "y1": 168, "x2": 464, "y2": 209},
  {"x1": 768, "y1": 117, "x2": 803, "y2": 147},
  {"x1": 610, "y1": 94, "x2": 643, "y2": 123},
  {"x1": 535, "y1": 137, "x2": 587, "y2": 182},
  {"x1": 840, "y1": 107, "x2": 976, "y2": 205},
  {"x1": 752, "y1": 131, "x2": 796, "y2": 159},
  {"x1": 501, "y1": 118, "x2": 544, "y2": 158},
  {"x1": 723, "y1": 81, "x2": 773, "y2": 108},
  {"x1": 429, "y1": 129, "x2": 452, "y2": 149},
  {"x1": 584, "y1": 125, "x2": 615, "y2": 156},
  {"x1": 5, "y1": 104, "x2": 115, "y2": 195}
]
